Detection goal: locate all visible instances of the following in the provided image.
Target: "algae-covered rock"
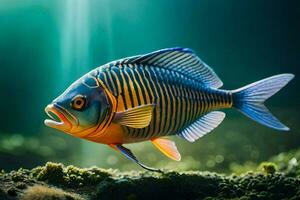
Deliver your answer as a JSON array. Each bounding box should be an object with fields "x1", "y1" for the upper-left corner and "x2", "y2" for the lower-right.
[
  {"x1": 32, "y1": 162, "x2": 112, "y2": 188},
  {"x1": 0, "y1": 162, "x2": 299, "y2": 200},
  {"x1": 92, "y1": 171, "x2": 300, "y2": 200}
]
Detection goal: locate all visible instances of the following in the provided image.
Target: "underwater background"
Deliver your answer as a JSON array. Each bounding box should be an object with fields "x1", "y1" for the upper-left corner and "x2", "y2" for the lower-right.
[{"x1": 0, "y1": 0, "x2": 299, "y2": 173}]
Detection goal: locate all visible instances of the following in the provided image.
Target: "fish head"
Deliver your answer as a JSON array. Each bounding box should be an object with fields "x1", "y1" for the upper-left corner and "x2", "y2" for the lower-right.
[{"x1": 44, "y1": 74, "x2": 112, "y2": 137}]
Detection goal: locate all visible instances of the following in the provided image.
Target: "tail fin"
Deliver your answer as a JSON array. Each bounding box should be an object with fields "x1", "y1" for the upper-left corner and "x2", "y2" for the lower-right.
[{"x1": 232, "y1": 74, "x2": 294, "y2": 131}]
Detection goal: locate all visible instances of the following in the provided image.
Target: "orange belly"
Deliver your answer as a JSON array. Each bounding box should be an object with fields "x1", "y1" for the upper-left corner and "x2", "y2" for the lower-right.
[{"x1": 85, "y1": 123, "x2": 146, "y2": 144}]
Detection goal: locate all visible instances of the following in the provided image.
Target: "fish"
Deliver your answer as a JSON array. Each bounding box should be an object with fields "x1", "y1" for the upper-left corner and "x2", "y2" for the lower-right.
[{"x1": 44, "y1": 47, "x2": 294, "y2": 171}]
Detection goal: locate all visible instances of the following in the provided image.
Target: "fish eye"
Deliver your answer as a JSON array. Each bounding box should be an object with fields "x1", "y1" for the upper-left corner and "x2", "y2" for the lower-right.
[{"x1": 71, "y1": 95, "x2": 87, "y2": 111}]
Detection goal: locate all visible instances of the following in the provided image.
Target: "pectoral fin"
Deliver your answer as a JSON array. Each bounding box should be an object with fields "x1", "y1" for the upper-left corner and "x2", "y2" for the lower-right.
[
  {"x1": 112, "y1": 104, "x2": 155, "y2": 128},
  {"x1": 151, "y1": 138, "x2": 181, "y2": 161},
  {"x1": 109, "y1": 144, "x2": 161, "y2": 172}
]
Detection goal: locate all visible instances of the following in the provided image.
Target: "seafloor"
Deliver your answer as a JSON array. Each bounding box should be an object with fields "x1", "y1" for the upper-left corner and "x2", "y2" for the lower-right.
[{"x1": 0, "y1": 161, "x2": 299, "y2": 200}]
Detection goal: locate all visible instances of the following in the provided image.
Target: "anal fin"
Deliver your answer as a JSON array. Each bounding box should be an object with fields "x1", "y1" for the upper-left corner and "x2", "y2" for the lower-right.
[{"x1": 151, "y1": 138, "x2": 181, "y2": 161}]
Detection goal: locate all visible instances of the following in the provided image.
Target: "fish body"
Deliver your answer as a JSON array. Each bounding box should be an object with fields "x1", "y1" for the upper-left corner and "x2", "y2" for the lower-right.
[
  {"x1": 93, "y1": 62, "x2": 232, "y2": 144},
  {"x1": 45, "y1": 48, "x2": 294, "y2": 171}
]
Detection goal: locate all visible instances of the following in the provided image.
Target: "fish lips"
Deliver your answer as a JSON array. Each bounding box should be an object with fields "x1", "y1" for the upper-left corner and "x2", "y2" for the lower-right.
[{"x1": 44, "y1": 103, "x2": 77, "y2": 132}]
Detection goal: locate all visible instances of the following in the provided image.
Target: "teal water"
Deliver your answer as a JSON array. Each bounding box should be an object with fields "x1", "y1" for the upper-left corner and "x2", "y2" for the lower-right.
[{"x1": 0, "y1": 0, "x2": 299, "y2": 171}]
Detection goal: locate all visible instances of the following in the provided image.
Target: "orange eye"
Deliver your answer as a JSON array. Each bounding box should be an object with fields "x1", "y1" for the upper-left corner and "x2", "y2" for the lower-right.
[{"x1": 71, "y1": 95, "x2": 86, "y2": 111}]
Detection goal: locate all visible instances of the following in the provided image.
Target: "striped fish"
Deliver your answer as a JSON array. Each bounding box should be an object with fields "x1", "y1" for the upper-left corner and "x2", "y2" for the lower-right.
[{"x1": 44, "y1": 48, "x2": 294, "y2": 171}]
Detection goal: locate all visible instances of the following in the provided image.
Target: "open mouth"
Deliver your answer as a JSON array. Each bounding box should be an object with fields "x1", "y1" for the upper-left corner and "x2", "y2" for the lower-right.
[{"x1": 44, "y1": 104, "x2": 72, "y2": 131}]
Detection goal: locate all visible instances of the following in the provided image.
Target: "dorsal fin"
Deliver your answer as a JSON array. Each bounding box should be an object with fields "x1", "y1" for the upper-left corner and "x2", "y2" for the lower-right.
[
  {"x1": 114, "y1": 47, "x2": 223, "y2": 88},
  {"x1": 178, "y1": 111, "x2": 226, "y2": 142}
]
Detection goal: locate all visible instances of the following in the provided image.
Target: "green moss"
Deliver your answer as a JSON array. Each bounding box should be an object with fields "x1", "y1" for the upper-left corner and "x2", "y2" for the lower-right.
[
  {"x1": 63, "y1": 165, "x2": 111, "y2": 188},
  {"x1": 258, "y1": 162, "x2": 278, "y2": 174},
  {"x1": 11, "y1": 168, "x2": 31, "y2": 182},
  {"x1": 0, "y1": 163, "x2": 300, "y2": 200},
  {"x1": 32, "y1": 162, "x2": 111, "y2": 188},
  {"x1": 15, "y1": 182, "x2": 27, "y2": 189},
  {"x1": 35, "y1": 162, "x2": 65, "y2": 185},
  {"x1": 92, "y1": 171, "x2": 300, "y2": 200}
]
